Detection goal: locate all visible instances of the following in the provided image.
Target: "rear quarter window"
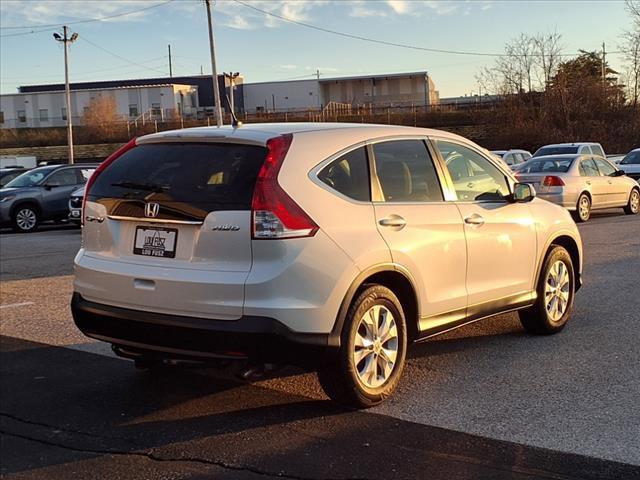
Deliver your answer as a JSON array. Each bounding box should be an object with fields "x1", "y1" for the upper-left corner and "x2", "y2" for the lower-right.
[
  {"x1": 90, "y1": 143, "x2": 268, "y2": 210},
  {"x1": 317, "y1": 147, "x2": 370, "y2": 201}
]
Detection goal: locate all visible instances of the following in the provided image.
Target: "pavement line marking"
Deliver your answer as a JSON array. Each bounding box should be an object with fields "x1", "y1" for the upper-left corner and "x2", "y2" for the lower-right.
[{"x1": 0, "y1": 302, "x2": 35, "y2": 309}]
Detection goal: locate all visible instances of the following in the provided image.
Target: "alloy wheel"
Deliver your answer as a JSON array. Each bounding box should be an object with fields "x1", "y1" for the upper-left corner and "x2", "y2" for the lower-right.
[
  {"x1": 16, "y1": 208, "x2": 37, "y2": 231},
  {"x1": 544, "y1": 260, "x2": 571, "y2": 322},
  {"x1": 353, "y1": 305, "x2": 399, "y2": 389},
  {"x1": 578, "y1": 196, "x2": 590, "y2": 221},
  {"x1": 631, "y1": 190, "x2": 639, "y2": 213}
]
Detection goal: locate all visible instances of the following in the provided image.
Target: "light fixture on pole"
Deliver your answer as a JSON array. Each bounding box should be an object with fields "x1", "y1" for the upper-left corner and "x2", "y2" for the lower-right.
[
  {"x1": 53, "y1": 26, "x2": 78, "y2": 164},
  {"x1": 204, "y1": 0, "x2": 223, "y2": 127},
  {"x1": 224, "y1": 72, "x2": 240, "y2": 117}
]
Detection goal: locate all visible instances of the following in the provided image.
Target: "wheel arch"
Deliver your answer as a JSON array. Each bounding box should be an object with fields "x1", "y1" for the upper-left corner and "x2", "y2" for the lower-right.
[
  {"x1": 331, "y1": 264, "x2": 420, "y2": 346},
  {"x1": 10, "y1": 199, "x2": 42, "y2": 218},
  {"x1": 537, "y1": 235, "x2": 582, "y2": 292}
]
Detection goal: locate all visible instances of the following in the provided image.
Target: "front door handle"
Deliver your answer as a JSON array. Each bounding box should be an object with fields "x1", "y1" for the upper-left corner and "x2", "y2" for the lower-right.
[
  {"x1": 379, "y1": 215, "x2": 406, "y2": 228},
  {"x1": 464, "y1": 214, "x2": 485, "y2": 226}
]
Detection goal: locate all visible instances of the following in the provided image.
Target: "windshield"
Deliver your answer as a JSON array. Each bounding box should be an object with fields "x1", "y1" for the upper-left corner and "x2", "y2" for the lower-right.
[
  {"x1": 621, "y1": 151, "x2": 640, "y2": 165},
  {"x1": 4, "y1": 167, "x2": 55, "y2": 188},
  {"x1": 517, "y1": 157, "x2": 574, "y2": 173},
  {"x1": 533, "y1": 146, "x2": 579, "y2": 157}
]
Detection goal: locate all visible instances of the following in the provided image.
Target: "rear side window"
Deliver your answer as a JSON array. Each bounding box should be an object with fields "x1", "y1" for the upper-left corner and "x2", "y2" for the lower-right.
[
  {"x1": 318, "y1": 147, "x2": 370, "y2": 201},
  {"x1": 373, "y1": 140, "x2": 443, "y2": 202},
  {"x1": 46, "y1": 169, "x2": 78, "y2": 186},
  {"x1": 90, "y1": 143, "x2": 267, "y2": 210},
  {"x1": 621, "y1": 151, "x2": 640, "y2": 165},
  {"x1": 579, "y1": 158, "x2": 600, "y2": 176}
]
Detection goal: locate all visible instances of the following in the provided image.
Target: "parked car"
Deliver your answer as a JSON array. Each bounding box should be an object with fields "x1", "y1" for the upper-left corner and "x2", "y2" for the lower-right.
[
  {"x1": 0, "y1": 167, "x2": 29, "y2": 188},
  {"x1": 68, "y1": 186, "x2": 85, "y2": 224},
  {"x1": 72, "y1": 123, "x2": 583, "y2": 408},
  {"x1": 491, "y1": 149, "x2": 532, "y2": 169},
  {"x1": 0, "y1": 164, "x2": 96, "y2": 232},
  {"x1": 515, "y1": 154, "x2": 639, "y2": 222},
  {"x1": 606, "y1": 154, "x2": 625, "y2": 164},
  {"x1": 532, "y1": 143, "x2": 605, "y2": 159},
  {"x1": 617, "y1": 148, "x2": 640, "y2": 181}
]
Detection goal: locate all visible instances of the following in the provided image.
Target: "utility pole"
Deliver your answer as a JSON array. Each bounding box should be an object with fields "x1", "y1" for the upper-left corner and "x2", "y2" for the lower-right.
[
  {"x1": 204, "y1": 0, "x2": 223, "y2": 126},
  {"x1": 602, "y1": 42, "x2": 607, "y2": 96},
  {"x1": 53, "y1": 26, "x2": 78, "y2": 164},
  {"x1": 168, "y1": 44, "x2": 173, "y2": 78}
]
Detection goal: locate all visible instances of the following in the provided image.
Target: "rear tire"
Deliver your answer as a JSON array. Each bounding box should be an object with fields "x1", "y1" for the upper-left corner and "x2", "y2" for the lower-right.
[
  {"x1": 12, "y1": 205, "x2": 39, "y2": 233},
  {"x1": 317, "y1": 285, "x2": 407, "y2": 408},
  {"x1": 572, "y1": 193, "x2": 591, "y2": 223},
  {"x1": 623, "y1": 188, "x2": 639, "y2": 215},
  {"x1": 519, "y1": 246, "x2": 575, "y2": 335}
]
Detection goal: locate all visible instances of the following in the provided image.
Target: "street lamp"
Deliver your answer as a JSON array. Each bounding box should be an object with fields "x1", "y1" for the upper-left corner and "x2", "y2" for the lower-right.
[
  {"x1": 53, "y1": 26, "x2": 78, "y2": 164},
  {"x1": 224, "y1": 72, "x2": 240, "y2": 117}
]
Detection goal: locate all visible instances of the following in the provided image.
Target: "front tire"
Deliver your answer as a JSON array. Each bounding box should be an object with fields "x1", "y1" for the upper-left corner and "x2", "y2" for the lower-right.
[
  {"x1": 572, "y1": 193, "x2": 591, "y2": 222},
  {"x1": 317, "y1": 285, "x2": 407, "y2": 408},
  {"x1": 623, "y1": 188, "x2": 639, "y2": 215},
  {"x1": 12, "y1": 205, "x2": 39, "y2": 233},
  {"x1": 519, "y1": 246, "x2": 575, "y2": 335}
]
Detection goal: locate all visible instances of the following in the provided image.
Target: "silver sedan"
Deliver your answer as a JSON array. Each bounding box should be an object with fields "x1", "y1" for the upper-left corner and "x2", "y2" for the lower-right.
[{"x1": 514, "y1": 154, "x2": 640, "y2": 222}]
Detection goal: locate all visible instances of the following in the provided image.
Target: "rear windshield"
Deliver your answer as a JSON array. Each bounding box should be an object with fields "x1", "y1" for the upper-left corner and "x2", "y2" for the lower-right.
[
  {"x1": 518, "y1": 157, "x2": 574, "y2": 173},
  {"x1": 90, "y1": 143, "x2": 268, "y2": 210},
  {"x1": 533, "y1": 146, "x2": 579, "y2": 157}
]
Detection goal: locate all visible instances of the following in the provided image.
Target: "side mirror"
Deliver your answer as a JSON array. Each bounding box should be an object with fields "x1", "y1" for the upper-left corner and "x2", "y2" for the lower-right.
[
  {"x1": 511, "y1": 182, "x2": 536, "y2": 203},
  {"x1": 43, "y1": 184, "x2": 59, "y2": 190},
  {"x1": 611, "y1": 170, "x2": 625, "y2": 177}
]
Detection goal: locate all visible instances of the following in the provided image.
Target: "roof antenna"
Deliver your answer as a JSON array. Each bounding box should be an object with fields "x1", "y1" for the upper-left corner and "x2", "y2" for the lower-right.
[{"x1": 225, "y1": 93, "x2": 243, "y2": 128}]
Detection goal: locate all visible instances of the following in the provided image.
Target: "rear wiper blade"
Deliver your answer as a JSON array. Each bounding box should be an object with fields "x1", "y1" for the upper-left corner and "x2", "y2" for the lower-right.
[{"x1": 111, "y1": 181, "x2": 169, "y2": 192}]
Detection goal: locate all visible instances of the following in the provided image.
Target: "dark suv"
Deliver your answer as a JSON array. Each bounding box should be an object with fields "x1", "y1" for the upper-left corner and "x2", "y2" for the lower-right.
[{"x1": 0, "y1": 164, "x2": 95, "y2": 232}]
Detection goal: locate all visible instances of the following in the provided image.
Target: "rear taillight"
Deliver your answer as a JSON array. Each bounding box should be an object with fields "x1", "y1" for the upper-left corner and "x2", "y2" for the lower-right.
[
  {"x1": 82, "y1": 137, "x2": 137, "y2": 225},
  {"x1": 251, "y1": 134, "x2": 318, "y2": 239},
  {"x1": 542, "y1": 175, "x2": 565, "y2": 187}
]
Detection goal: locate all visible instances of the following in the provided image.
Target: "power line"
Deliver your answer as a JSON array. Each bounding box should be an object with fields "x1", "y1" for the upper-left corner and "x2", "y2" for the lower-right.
[
  {"x1": 79, "y1": 36, "x2": 168, "y2": 75},
  {"x1": 0, "y1": 0, "x2": 176, "y2": 30},
  {"x1": 232, "y1": 0, "x2": 623, "y2": 58}
]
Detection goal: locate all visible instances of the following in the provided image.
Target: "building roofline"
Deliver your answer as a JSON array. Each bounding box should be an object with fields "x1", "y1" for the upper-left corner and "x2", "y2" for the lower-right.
[{"x1": 2, "y1": 84, "x2": 196, "y2": 97}]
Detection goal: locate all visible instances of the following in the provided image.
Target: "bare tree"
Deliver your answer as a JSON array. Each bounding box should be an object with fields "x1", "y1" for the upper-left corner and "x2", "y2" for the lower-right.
[
  {"x1": 532, "y1": 31, "x2": 563, "y2": 88},
  {"x1": 82, "y1": 95, "x2": 122, "y2": 141},
  {"x1": 622, "y1": 0, "x2": 640, "y2": 107}
]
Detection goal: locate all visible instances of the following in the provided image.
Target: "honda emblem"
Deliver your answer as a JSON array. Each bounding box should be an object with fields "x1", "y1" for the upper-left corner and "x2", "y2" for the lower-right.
[{"x1": 144, "y1": 202, "x2": 160, "y2": 218}]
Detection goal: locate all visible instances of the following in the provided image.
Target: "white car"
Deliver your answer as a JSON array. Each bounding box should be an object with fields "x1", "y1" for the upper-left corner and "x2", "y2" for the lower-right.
[
  {"x1": 617, "y1": 148, "x2": 640, "y2": 181},
  {"x1": 533, "y1": 142, "x2": 605, "y2": 159},
  {"x1": 491, "y1": 149, "x2": 532, "y2": 169},
  {"x1": 72, "y1": 123, "x2": 583, "y2": 407}
]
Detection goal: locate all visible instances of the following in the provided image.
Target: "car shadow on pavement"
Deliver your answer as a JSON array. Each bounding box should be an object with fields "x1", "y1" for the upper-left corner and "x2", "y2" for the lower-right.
[{"x1": 2, "y1": 335, "x2": 638, "y2": 480}]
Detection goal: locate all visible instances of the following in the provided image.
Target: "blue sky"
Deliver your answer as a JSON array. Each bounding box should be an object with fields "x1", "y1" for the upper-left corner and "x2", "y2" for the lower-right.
[{"x1": 0, "y1": 0, "x2": 632, "y2": 97}]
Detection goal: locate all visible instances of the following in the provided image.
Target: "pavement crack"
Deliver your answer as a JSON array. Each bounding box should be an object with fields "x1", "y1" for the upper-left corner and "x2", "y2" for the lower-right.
[
  {"x1": 1, "y1": 430, "x2": 370, "y2": 480},
  {"x1": 0, "y1": 412, "x2": 140, "y2": 446}
]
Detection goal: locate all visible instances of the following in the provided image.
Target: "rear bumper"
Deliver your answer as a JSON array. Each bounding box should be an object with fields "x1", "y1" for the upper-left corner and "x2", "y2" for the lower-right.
[{"x1": 71, "y1": 293, "x2": 337, "y2": 365}]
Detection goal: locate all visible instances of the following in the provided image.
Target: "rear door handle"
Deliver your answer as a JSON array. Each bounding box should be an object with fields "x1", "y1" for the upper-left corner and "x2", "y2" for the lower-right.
[
  {"x1": 464, "y1": 214, "x2": 485, "y2": 226},
  {"x1": 378, "y1": 215, "x2": 406, "y2": 228}
]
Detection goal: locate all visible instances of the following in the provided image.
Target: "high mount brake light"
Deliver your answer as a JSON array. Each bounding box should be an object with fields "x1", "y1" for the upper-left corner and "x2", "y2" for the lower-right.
[
  {"x1": 82, "y1": 137, "x2": 137, "y2": 225},
  {"x1": 251, "y1": 134, "x2": 318, "y2": 239},
  {"x1": 542, "y1": 175, "x2": 565, "y2": 187}
]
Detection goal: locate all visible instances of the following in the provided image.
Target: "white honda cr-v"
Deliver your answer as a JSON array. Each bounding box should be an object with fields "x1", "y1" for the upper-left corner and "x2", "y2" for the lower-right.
[{"x1": 72, "y1": 123, "x2": 583, "y2": 408}]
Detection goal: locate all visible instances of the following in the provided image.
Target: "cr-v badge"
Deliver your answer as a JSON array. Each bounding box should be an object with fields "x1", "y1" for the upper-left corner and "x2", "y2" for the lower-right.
[{"x1": 211, "y1": 224, "x2": 240, "y2": 231}]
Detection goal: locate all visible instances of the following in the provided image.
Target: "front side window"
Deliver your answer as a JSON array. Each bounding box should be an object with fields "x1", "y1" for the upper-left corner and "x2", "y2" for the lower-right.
[
  {"x1": 579, "y1": 158, "x2": 600, "y2": 177},
  {"x1": 436, "y1": 140, "x2": 509, "y2": 202},
  {"x1": 373, "y1": 140, "x2": 443, "y2": 202},
  {"x1": 46, "y1": 169, "x2": 78, "y2": 186},
  {"x1": 592, "y1": 145, "x2": 605, "y2": 158},
  {"x1": 580, "y1": 146, "x2": 593, "y2": 155},
  {"x1": 318, "y1": 147, "x2": 370, "y2": 201},
  {"x1": 621, "y1": 151, "x2": 640, "y2": 165},
  {"x1": 39, "y1": 109, "x2": 49, "y2": 121},
  {"x1": 594, "y1": 158, "x2": 616, "y2": 176}
]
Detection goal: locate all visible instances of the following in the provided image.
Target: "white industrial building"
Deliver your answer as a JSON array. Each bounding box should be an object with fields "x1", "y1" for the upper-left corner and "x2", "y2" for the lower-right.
[
  {"x1": 0, "y1": 84, "x2": 198, "y2": 129},
  {"x1": 242, "y1": 71, "x2": 439, "y2": 113}
]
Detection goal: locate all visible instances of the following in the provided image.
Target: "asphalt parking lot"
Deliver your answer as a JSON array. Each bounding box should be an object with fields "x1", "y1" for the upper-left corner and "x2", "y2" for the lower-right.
[{"x1": 1, "y1": 211, "x2": 639, "y2": 479}]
